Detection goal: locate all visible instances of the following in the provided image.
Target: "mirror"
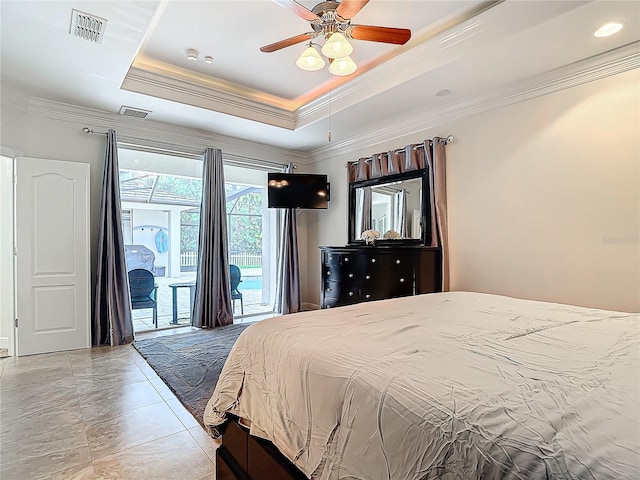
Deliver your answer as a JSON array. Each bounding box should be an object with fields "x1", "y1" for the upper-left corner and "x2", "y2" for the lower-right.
[{"x1": 348, "y1": 169, "x2": 430, "y2": 244}]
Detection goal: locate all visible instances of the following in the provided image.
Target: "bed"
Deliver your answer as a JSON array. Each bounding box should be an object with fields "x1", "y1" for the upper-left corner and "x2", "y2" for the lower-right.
[{"x1": 204, "y1": 291, "x2": 640, "y2": 479}]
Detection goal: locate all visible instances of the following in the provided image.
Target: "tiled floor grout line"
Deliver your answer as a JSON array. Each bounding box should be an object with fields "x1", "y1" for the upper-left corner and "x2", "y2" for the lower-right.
[
  {"x1": 29, "y1": 352, "x2": 92, "y2": 480},
  {"x1": 68, "y1": 356, "x2": 177, "y2": 464},
  {"x1": 3, "y1": 345, "x2": 220, "y2": 478},
  {"x1": 133, "y1": 349, "x2": 217, "y2": 468}
]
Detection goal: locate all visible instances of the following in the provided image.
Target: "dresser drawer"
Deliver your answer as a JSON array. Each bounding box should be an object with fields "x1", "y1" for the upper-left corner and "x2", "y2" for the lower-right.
[
  {"x1": 322, "y1": 263, "x2": 343, "y2": 282},
  {"x1": 385, "y1": 275, "x2": 413, "y2": 298},
  {"x1": 324, "y1": 280, "x2": 359, "y2": 306},
  {"x1": 319, "y1": 246, "x2": 441, "y2": 309},
  {"x1": 324, "y1": 251, "x2": 355, "y2": 266}
]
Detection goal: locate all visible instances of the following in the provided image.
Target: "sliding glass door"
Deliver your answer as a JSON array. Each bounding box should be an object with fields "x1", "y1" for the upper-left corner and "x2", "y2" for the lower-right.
[{"x1": 118, "y1": 148, "x2": 277, "y2": 332}]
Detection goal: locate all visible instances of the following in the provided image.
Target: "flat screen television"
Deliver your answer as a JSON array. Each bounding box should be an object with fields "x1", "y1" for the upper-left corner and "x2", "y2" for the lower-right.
[{"x1": 267, "y1": 173, "x2": 330, "y2": 209}]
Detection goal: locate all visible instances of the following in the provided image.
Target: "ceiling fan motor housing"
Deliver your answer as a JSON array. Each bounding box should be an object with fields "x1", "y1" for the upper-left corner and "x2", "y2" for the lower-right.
[
  {"x1": 311, "y1": 1, "x2": 340, "y2": 17},
  {"x1": 311, "y1": 1, "x2": 350, "y2": 37}
]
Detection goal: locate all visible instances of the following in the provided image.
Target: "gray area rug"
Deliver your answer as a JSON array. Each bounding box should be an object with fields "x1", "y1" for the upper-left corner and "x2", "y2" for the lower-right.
[{"x1": 133, "y1": 323, "x2": 250, "y2": 426}]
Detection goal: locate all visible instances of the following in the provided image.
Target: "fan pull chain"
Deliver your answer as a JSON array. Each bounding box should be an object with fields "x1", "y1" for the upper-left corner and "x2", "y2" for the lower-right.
[{"x1": 328, "y1": 75, "x2": 333, "y2": 142}]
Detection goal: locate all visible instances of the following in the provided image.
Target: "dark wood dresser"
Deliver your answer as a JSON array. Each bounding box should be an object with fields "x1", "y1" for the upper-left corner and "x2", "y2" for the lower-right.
[{"x1": 320, "y1": 245, "x2": 441, "y2": 309}]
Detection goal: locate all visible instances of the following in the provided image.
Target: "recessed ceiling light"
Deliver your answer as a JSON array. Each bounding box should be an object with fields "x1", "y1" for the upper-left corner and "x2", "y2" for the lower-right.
[
  {"x1": 435, "y1": 89, "x2": 451, "y2": 97},
  {"x1": 594, "y1": 22, "x2": 623, "y2": 38},
  {"x1": 185, "y1": 48, "x2": 199, "y2": 61},
  {"x1": 204, "y1": 56, "x2": 213, "y2": 64}
]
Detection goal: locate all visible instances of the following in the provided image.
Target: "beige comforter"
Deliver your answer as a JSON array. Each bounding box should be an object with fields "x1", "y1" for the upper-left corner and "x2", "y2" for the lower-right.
[{"x1": 204, "y1": 292, "x2": 640, "y2": 479}]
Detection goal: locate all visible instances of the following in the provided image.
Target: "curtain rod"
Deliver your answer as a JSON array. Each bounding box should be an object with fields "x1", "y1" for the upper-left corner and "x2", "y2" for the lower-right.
[
  {"x1": 344, "y1": 135, "x2": 454, "y2": 167},
  {"x1": 82, "y1": 127, "x2": 296, "y2": 171},
  {"x1": 393, "y1": 135, "x2": 454, "y2": 154},
  {"x1": 83, "y1": 127, "x2": 107, "y2": 135}
]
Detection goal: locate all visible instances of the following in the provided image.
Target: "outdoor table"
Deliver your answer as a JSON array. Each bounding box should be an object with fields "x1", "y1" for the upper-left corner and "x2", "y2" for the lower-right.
[{"x1": 168, "y1": 282, "x2": 196, "y2": 324}]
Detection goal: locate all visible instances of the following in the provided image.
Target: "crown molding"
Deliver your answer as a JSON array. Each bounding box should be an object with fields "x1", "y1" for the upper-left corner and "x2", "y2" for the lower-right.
[
  {"x1": 0, "y1": 85, "x2": 29, "y2": 113},
  {"x1": 122, "y1": 1, "x2": 504, "y2": 132},
  {"x1": 132, "y1": 56, "x2": 295, "y2": 111},
  {"x1": 308, "y1": 42, "x2": 640, "y2": 161},
  {"x1": 122, "y1": 66, "x2": 296, "y2": 130},
  {"x1": 22, "y1": 96, "x2": 309, "y2": 165}
]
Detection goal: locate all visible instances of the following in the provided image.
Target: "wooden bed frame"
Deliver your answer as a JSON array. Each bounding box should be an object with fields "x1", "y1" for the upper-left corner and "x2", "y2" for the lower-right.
[{"x1": 216, "y1": 416, "x2": 308, "y2": 480}]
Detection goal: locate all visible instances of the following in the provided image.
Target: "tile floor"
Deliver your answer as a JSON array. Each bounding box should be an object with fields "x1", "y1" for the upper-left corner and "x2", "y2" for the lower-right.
[{"x1": 0, "y1": 340, "x2": 221, "y2": 479}]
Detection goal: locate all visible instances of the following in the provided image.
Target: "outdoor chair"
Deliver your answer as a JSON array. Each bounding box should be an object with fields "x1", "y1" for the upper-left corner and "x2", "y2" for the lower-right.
[
  {"x1": 230, "y1": 264, "x2": 244, "y2": 315},
  {"x1": 128, "y1": 268, "x2": 158, "y2": 328}
]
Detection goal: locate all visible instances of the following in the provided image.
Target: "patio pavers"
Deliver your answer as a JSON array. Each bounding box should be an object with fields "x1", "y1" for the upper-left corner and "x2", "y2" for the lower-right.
[{"x1": 131, "y1": 274, "x2": 272, "y2": 332}]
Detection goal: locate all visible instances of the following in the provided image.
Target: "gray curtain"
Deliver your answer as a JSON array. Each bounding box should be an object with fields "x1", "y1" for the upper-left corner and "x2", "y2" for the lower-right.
[
  {"x1": 192, "y1": 148, "x2": 233, "y2": 328},
  {"x1": 275, "y1": 163, "x2": 300, "y2": 314},
  {"x1": 346, "y1": 138, "x2": 449, "y2": 291},
  {"x1": 355, "y1": 186, "x2": 372, "y2": 237},
  {"x1": 393, "y1": 189, "x2": 408, "y2": 237},
  {"x1": 425, "y1": 138, "x2": 449, "y2": 291},
  {"x1": 93, "y1": 129, "x2": 133, "y2": 346}
]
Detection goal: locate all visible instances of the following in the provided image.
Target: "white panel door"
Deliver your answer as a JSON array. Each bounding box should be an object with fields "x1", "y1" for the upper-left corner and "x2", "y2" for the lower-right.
[{"x1": 16, "y1": 158, "x2": 90, "y2": 355}]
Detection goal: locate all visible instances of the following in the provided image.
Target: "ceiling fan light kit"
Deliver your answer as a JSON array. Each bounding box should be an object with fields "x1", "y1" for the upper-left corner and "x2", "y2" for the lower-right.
[
  {"x1": 263, "y1": 0, "x2": 411, "y2": 76},
  {"x1": 328, "y1": 55, "x2": 357, "y2": 76},
  {"x1": 296, "y1": 44, "x2": 326, "y2": 71},
  {"x1": 321, "y1": 32, "x2": 353, "y2": 59}
]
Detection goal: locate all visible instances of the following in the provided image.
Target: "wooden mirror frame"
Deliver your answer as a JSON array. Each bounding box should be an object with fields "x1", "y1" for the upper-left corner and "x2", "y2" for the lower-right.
[{"x1": 348, "y1": 168, "x2": 432, "y2": 246}]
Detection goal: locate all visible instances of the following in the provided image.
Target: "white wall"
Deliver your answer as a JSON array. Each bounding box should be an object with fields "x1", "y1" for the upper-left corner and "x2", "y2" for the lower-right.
[{"x1": 307, "y1": 69, "x2": 640, "y2": 312}]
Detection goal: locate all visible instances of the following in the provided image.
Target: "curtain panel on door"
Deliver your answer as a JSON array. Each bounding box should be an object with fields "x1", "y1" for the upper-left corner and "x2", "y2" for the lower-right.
[
  {"x1": 346, "y1": 138, "x2": 450, "y2": 291},
  {"x1": 275, "y1": 162, "x2": 301, "y2": 314},
  {"x1": 93, "y1": 129, "x2": 134, "y2": 346},
  {"x1": 192, "y1": 148, "x2": 233, "y2": 328}
]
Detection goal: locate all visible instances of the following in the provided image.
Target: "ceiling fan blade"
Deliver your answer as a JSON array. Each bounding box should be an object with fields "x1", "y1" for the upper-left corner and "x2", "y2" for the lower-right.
[
  {"x1": 272, "y1": 0, "x2": 319, "y2": 21},
  {"x1": 347, "y1": 25, "x2": 411, "y2": 45},
  {"x1": 260, "y1": 33, "x2": 314, "y2": 53},
  {"x1": 336, "y1": 0, "x2": 369, "y2": 20}
]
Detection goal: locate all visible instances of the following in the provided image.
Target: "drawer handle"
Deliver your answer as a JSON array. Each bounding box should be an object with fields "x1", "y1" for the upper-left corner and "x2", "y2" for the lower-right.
[
  {"x1": 365, "y1": 275, "x2": 371, "y2": 280},
  {"x1": 345, "y1": 257, "x2": 349, "y2": 262},
  {"x1": 327, "y1": 271, "x2": 331, "y2": 275},
  {"x1": 327, "y1": 288, "x2": 332, "y2": 292},
  {"x1": 348, "y1": 273, "x2": 354, "y2": 278},
  {"x1": 349, "y1": 291, "x2": 354, "y2": 296},
  {"x1": 329, "y1": 255, "x2": 334, "y2": 260},
  {"x1": 365, "y1": 294, "x2": 371, "y2": 299},
  {"x1": 396, "y1": 259, "x2": 401, "y2": 264},
  {"x1": 400, "y1": 278, "x2": 405, "y2": 283},
  {"x1": 371, "y1": 259, "x2": 376, "y2": 263}
]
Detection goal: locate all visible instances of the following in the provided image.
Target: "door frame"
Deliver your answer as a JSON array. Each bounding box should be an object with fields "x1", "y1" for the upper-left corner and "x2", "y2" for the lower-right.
[{"x1": 1, "y1": 148, "x2": 21, "y2": 357}]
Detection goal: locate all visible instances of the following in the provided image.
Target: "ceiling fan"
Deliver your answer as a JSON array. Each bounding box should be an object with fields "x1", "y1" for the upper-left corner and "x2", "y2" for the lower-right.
[{"x1": 261, "y1": 0, "x2": 411, "y2": 74}]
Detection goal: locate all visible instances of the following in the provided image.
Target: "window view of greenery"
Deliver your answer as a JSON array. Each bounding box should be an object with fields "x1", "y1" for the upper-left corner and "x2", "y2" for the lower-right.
[
  {"x1": 227, "y1": 185, "x2": 263, "y2": 255},
  {"x1": 121, "y1": 171, "x2": 264, "y2": 265},
  {"x1": 176, "y1": 183, "x2": 265, "y2": 265},
  {"x1": 180, "y1": 209, "x2": 200, "y2": 254}
]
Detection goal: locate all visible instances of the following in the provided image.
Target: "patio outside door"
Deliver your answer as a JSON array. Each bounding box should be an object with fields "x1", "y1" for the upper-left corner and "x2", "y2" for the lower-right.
[{"x1": 15, "y1": 157, "x2": 90, "y2": 355}]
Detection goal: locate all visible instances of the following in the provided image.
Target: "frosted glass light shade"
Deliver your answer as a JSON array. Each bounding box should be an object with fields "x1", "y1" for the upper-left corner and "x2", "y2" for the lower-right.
[
  {"x1": 329, "y1": 55, "x2": 357, "y2": 76},
  {"x1": 296, "y1": 45, "x2": 326, "y2": 71},
  {"x1": 321, "y1": 32, "x2": 353, "y2": 59}
]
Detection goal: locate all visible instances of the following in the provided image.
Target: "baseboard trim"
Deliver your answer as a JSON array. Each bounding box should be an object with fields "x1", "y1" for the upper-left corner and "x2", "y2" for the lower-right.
[{"x1": 0, "y1": 337, "x2": 8, "y2": 350}]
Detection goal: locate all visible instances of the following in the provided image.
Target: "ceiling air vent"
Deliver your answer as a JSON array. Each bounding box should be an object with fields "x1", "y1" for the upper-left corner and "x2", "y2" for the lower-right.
[
  {"x1": 118, "y1": 106, "x2": 152, "y2": 119},
  {"x1": 70, "y1": 9, "x2": 107, "y2": 44}
]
